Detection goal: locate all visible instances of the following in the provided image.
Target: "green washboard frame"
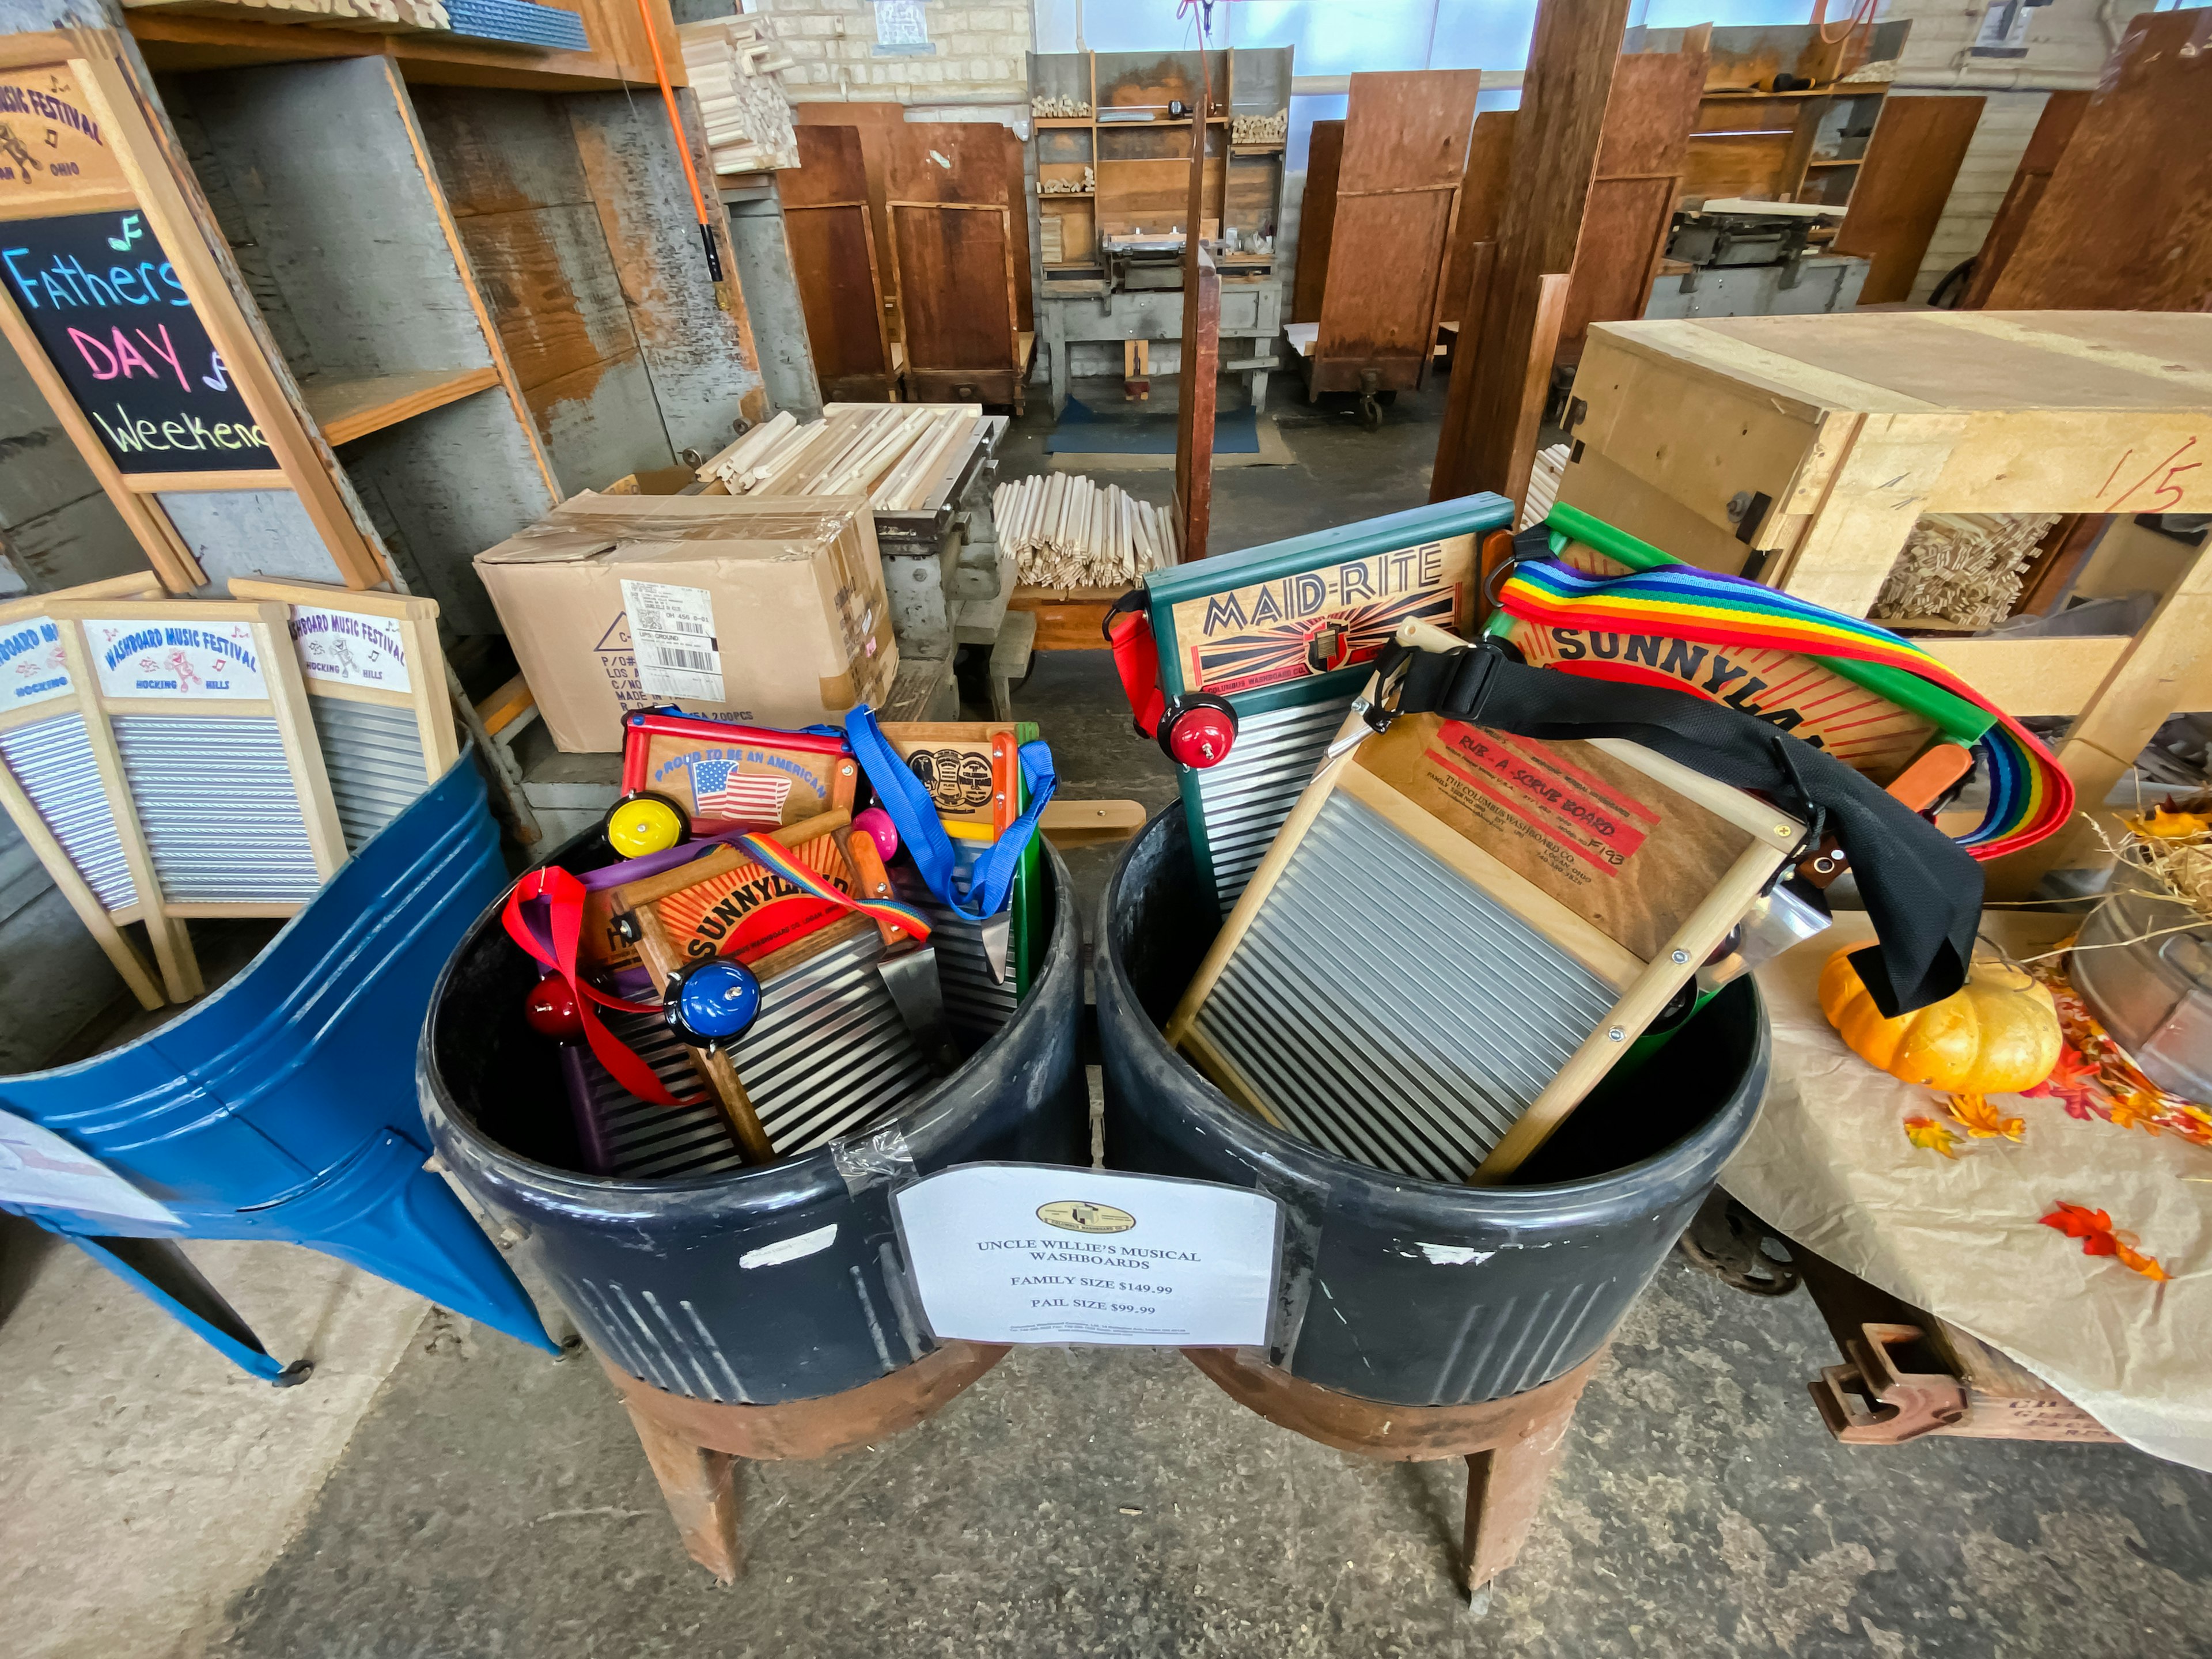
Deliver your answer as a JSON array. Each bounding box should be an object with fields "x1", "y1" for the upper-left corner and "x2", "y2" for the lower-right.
[{"x1": 1142, "y1": 494, "x2": 1515, "y2": 911}]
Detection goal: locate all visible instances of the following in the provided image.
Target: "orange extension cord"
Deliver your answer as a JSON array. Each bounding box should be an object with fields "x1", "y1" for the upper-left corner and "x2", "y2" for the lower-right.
[{"x1": 635, "y1": 0, "x2": 728, "y2": 305}]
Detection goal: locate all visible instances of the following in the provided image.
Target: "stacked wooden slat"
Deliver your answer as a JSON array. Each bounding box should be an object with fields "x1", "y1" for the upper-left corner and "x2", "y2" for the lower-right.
[
  {"x1": 1230, "y1": 109, "x2": 1289, "y2": 145},
  {"x1": 697, "y1": 404, "x2": 980, "y2": 513},
  {"x1": 1518, "y1": 443, "x2": 1570, "y2": 530},
  {"x1": 994, "y1": 474, "x2": 1178, "y2": 590},
  {"x1": 119, "y1": 0, "x2": 450, "y2": 30},
  {"x1": 680, "y1": 15, "x2": 800, "y2": 176},
  {"x1": 1872, "y1": 512, "x2": 2065, "y2": 630}
]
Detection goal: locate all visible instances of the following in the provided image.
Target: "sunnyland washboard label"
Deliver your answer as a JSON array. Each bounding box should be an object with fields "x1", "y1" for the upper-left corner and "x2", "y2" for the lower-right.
[
  {"x1": 1169, "y1": 533, "x2": 1475, "y2": 697},
  {"x1": 1498, "y1": 616, "x2": 1934, "y2": 784}
]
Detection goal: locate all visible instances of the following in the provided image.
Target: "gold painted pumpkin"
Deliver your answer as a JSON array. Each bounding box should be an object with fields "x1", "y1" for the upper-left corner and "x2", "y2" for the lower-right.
[{"x1": 1818, "y1": 947, "x2": 2062, "y2": 1094}]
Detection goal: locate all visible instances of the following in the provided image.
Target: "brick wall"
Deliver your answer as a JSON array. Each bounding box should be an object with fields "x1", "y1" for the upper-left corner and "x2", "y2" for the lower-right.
[
  {"x1": 1879, "y1": 0, "x2": 2157, "y2": 300},
  {"x1": 757, "y1": 0, "x2": 1030, "y2": 108}
]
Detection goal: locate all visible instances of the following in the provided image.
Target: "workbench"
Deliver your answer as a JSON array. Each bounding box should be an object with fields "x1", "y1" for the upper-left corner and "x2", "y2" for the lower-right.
[
  {"x1": 1556, "y1": 310, "x2": 2212, "y2": 893},
  {"x1": 1040, "y1": 278, "x2": 1282, "y2": 415}
]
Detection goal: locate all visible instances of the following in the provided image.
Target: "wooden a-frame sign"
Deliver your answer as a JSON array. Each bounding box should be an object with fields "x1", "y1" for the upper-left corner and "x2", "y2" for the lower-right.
[{"x1": 0, "y1": 32, "x2": 393, "y2": 594}]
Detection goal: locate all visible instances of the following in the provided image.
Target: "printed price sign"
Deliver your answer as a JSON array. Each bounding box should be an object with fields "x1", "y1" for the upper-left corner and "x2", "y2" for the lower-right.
[{"x1": 892, "y1": 1164, "x2": 1280, "y2": 1346}]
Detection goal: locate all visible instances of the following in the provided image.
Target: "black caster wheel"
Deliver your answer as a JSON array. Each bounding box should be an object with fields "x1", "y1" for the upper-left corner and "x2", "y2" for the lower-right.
[{"x1": 1358, "y1": 392, "x2": 1383, "y2": 431}]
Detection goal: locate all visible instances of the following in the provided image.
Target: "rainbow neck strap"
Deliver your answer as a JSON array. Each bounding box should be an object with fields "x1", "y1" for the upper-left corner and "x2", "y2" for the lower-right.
[{"x1": 1490, "y1": 506, "x2": 2074, "y2": 862}]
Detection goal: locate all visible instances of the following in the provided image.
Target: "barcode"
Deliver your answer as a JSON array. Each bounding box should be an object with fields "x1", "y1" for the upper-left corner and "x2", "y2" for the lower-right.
[
  {"x1": 650, "y1": 616, "x2": 713, "y2": 636},
  {"x1": 642, "y1": 645, "x2": 717, "y2": 672}
]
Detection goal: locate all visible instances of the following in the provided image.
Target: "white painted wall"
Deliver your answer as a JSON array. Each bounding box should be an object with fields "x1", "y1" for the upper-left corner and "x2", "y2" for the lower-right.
[{"x1": 1878, "y1": 0, "x2": 2157, "y2": 301}]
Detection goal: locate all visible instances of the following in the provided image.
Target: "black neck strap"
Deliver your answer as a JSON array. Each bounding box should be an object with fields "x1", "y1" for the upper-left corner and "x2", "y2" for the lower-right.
[{"x1": 1372, "y1": 640, "x2": 1981, "y2": 1016}]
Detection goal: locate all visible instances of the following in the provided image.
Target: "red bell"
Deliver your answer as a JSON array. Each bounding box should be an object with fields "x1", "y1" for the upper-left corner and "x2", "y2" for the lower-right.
[
  {"x1": 523, "y1": 972, "x2": 584, "y2": 1041},
  {"x1": 1160, "y1": 694, "x2": 1238, "y2": 770}
]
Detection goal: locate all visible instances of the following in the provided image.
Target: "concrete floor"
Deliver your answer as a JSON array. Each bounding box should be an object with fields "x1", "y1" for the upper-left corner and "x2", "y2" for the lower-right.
[{"x1": 13, "y1": 377, "x2": 2212, "y2": 1658}]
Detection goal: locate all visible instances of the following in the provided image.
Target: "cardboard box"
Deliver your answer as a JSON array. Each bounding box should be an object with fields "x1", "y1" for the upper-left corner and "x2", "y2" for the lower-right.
[{"x1": 475, "y1": 493, "x2": 899, "y2": 752}]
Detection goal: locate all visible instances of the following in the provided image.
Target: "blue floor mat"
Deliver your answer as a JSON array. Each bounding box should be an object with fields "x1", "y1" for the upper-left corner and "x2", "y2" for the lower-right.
[{"x1": 1044, "y1": 397, "x2": 1260, "y2": 455}]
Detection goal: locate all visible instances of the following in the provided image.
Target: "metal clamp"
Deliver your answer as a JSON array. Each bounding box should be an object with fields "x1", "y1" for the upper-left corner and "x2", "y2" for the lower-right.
[{"x1": 1810, "y1": 1323, "x2": 1971, "y2": 1444}]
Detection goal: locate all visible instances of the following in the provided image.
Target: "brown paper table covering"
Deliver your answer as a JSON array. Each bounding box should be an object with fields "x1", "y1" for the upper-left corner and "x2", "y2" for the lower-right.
[{"x1": 1728, "y1": 911, "x2": 2212, "y2": 1468}]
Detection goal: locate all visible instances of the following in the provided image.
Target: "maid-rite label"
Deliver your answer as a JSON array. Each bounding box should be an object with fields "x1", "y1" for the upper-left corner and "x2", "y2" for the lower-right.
[
  {"x1": 88, "y1": 615, "x2": 266, "y2": 699},
  {"x1": 288, "y1": 605, "x2": 411, "y2": 693},
  {"x1": 892, "y1": 1164, "x2": 1280, "y2": 1346},
  {"x1": 0, "y1": 614, "x2": 73, "y2": 709}
]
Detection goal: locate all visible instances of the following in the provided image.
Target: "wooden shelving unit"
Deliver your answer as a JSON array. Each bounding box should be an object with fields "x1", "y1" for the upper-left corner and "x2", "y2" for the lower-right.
[
  {"x1": 1624, "y1": 21, "x2": 1910, "y2": 210},
  {"x1": 121, "y1": 0, "x2": 676, "y2": 92},
  {"x1": 1028, "y1": 47, "x2": 1290, "y2": 285},
  {"x1": 301, "y1": 366, "x2": 502, "y2": 446},
  {"x1": 0, "y1": 13, "x2": 759, "y2": 638}
]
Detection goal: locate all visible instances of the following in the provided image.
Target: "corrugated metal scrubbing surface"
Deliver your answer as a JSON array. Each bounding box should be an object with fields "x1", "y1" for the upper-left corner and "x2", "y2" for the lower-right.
[
  {"x1": 309, "y1": 697, "x2": 430, "y2": 853},
  {"x1": 892, "y1": 850, "x2": 1017, "y2": 1046},
  {"x1": 111, "y1": 715, "x2": 320, "y2": 903},
  {"x1": 578, "y1": 926, "x2": 936, "y2": 1179},
  {"x1": 1192, "y1": 788, "x2": 1618, "y2": 1183},
  {"x1": 0, "y1": 711, "x2": 136, "y2": 908},
  {"x1": 1192, "y1": 695, "x2": 1351, "y2": 911}
]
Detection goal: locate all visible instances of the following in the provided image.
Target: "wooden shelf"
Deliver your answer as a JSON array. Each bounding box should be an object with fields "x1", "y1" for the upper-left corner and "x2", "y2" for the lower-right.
[
  {"x1": 127, "y1": 12, "x2": 661, "y2": 91},
  {"x1": 1038, "y1": 190, "x2": 1096, "y2": 198},
  {"x1": 1807, "y1": 157, "x2": 1863, "y2": 169},
  {"x1": 1035, "y1": 117, "x2": 1094, "y2": 128},
  {"x1": 304, "y1": 365, "x2": 501, "y2": 445}
]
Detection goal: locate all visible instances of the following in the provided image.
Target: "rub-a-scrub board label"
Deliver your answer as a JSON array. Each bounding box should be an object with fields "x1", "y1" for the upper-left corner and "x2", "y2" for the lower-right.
[
  {"x1": 0, "y1": 613, "x2": 71, "y2": 709},
  {"x1": 1354, "y1": 711, "x2": 1754, "y2": 965},
  {"x1": 620, "y1": 578, "x2": 724, "y2": 703},
  {"x1": 85, "y1": 615, "x2": 266, "y2": 699},
  {"x1": 1168, "y1": 532, "x2": 1473, "y2": 698},
  {"x1": 286, "y1": 605, "x2": 410, "y2": 693},
  {"x1": 892, "y1": 1164, "x2": 1280, "y2": 1346}
]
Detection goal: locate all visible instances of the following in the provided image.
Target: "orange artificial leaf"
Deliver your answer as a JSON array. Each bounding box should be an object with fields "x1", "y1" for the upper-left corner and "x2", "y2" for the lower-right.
[
  {"x1": 2109, "y1": 1089, "x2": 2167, "y2": 1136},
  {"x1": 1945, "y1": 1093, "x2": 2025, "y2": 1142},
  {"x1": 2040, "y1": 1201, "x2": 2169, "y2": 1282},
  {"x1": 1904, "y1": 1115, "x2": 1961, "y2": 1159},
  {"x1": 2128, "y1": 806, "x2": 2212, "y2": 840}
]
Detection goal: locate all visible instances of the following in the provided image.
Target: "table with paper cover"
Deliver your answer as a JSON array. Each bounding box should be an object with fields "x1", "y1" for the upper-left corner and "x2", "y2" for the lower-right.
[{"x1": 1730, "y1": 911, "x2": 2211, "y2": 1469}]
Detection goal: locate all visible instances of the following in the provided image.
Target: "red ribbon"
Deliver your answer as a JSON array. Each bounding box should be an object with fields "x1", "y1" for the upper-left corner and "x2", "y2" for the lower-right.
[{"x1": 501, "y1": 866, "x2": 705, "y2": 1109}]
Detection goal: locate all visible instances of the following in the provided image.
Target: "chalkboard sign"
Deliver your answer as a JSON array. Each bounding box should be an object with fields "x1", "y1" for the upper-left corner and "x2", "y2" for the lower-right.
[{"x1": 0, "y1": 208, "x2": 277, "y2": 475}]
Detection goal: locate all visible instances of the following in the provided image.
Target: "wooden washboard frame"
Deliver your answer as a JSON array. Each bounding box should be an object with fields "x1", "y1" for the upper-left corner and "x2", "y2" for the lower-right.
[
  {"x1": 1165, "y1": 627, "x2": 1801, "y2": 1182},
  {"x1": 227, "y1": 578, "x2": 456, "y2": 853},
  {"x1": 0, "y1": 571, "x2": 172, "y2": 1008}
]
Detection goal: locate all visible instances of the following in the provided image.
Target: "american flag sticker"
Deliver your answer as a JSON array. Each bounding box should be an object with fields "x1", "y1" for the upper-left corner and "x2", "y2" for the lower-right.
[{"x1": 690, "y1": 759, "x2": 793, "y2": 824}]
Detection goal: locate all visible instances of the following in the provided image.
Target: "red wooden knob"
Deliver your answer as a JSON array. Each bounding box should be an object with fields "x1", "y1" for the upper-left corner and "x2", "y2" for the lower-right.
[
  {"x1": 1164, "y1": 703, "x2": 1237, "y2": 769},
  {"x1": 523, "y1": 972, "x2": 583, "y2": 1040}
]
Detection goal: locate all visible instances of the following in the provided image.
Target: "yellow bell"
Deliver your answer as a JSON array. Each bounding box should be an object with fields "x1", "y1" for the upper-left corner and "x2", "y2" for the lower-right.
[{"x1": 605, "y1": 794, "x2": 687, "y2": 859}]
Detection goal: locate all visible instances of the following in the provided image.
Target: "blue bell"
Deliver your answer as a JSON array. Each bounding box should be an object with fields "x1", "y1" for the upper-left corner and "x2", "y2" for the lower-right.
[{"x1": 664, "y1": 958, "x2": 763, "y2": 1048}]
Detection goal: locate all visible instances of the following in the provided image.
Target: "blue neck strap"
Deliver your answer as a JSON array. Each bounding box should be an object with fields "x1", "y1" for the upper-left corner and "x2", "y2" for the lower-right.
[{"x1": 844, "y1": 704, "x2": 1056, "y2": 922}]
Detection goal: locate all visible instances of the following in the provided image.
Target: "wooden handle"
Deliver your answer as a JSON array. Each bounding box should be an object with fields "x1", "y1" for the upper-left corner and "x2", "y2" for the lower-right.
[{"x1": 619, "y1": 897, "x2": 777, "y2": 1164}]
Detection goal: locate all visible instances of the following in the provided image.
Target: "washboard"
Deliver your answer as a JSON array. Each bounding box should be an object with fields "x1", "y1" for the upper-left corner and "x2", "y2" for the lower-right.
[
  {"x1": 559, "y1": 917, "x2": 934, "y2": 1180},
  {"x1": 878, "y1": 719, "x2": 1044, "y2": 1013},
  {"x1": 50, "y1": 597, "x2": 346, "y2": 1002},
  {"x1": 1164, "y1": 683, "x2": 1801, "y2": 1184},
  {"x1": 0, "y1": 571, "x2": 169, "y2": 1008},
  {"x1": 1137, "y1": 495, "x2": 1513, "y2": 912},
  {"x1": 229, "y1": 578, "x2": 456, "y2": 852}
]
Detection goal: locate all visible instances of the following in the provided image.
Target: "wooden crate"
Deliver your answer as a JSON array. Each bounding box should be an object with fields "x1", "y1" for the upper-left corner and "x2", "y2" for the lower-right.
[{"x1": 1555, "y1": 310, "x2": 2212, "y2": 892}]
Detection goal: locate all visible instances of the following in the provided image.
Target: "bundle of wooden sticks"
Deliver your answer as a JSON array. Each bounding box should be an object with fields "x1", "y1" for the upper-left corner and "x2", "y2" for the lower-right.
[
  {"x1": 679, "y1": 14, "x2": 799, "y2": 175},
  {"x1": 1871, "y1": 512, "x2": 2063, "y2": 630},
  {"x1": 994, "y1": 474, "x2": 1179, "y2": 590},
  {"x1": 696, "y1": 404, "x2": 980, "y2": 512}
]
